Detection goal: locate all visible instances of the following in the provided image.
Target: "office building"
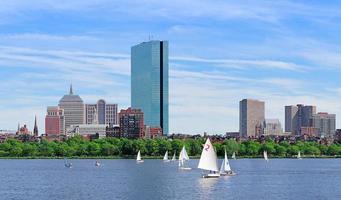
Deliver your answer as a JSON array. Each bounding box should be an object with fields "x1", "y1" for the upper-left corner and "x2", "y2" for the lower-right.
[
  {"x1": 119, "y1": 107, "x2": 144, "y2": 138},
  {"x1": 45, "y1": 106, "x2": 65, "y2": 135},
  {"x1": 310, "y1": 112, "x2": 336, "y2": 137},
  {"x1": 131, "y1": 40, "x2": 169, "y2": 135},
  {"x1": 58, "y1": 85, "x2": 85, "y2": 130},
  {"x1": 285, "y1": 104, "x2": 316, "y2": 135},
  {"x1": 263, "y1": 119, "x2": 283, "y2": 136},
  {"x1": 85, "y1": 99, "x2": 118, "y2": 125},
  {"x1": 239, "y1": 99, "x2": 265, "y2": 137}
]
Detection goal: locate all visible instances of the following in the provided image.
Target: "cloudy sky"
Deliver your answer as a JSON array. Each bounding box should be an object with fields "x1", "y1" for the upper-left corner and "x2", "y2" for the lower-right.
[{"x1": 1, "y1": 0, "x2": 341, "y2": 134}]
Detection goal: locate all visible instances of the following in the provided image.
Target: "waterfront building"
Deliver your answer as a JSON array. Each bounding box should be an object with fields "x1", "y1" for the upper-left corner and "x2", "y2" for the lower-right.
[
  {"x1": 58, "y1": 85, "x2": 85, "y2": 131},
  {"x1": 85, "y1": 99, "x2": 118, "y2": 125},
  {"x1": 263, "y1": 119, "x2": 283, "y2": 136},
  {"x1": 119, "y1": 107, "x2": 144, "y2": 138},
  {"x1": 310, "y1": 112, "x2": 336, "y2": 137},
  {"x1": 239, "y1": 99, "x2": 265, "y2": 137},
  {"x1": 285, "y1": 104, "x2": 316, "y2": 135},
  {"x1": 131, "y1": 40, "x2": 169, "y2": 135},
  {"x1": 45, "y1": 106, "x2": 65, "y2": 135}
]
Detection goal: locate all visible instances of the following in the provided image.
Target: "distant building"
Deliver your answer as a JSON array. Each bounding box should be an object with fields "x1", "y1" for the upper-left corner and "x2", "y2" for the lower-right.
[
  {"x1": 225, "y1": 132, "x2": 240, "y2": 138},
  {"x1": 119, "y1": 107, "x2": 144, "y2": 138},
  {"x1": 17, "y1": 124, "x2": 31, "y2": 135},
  {"x1": 144, "y1": 126, "x2": 162, "y2": 139},
  {"x1": 58, "y1": 85, "x2": 84, "y2": 131},
  {"x1": 131, "y1": 40, "x2": 169, "y2": 135},
  {"x1": 300, "y1": 127, "x2": 319, "y2": 137},
  {"x1": 106, "y1": 123, "x2": 121, "y2": 138},
  {"x1": 85, "y1": 99, "x2": 118, "y2": 125},
  {"x1": 67, "y1": 124, "x2": 107, "y2": 138},
  {"x1": 285, "y1": 104, "x2": 316, "y2": 135},
  {"x1": 45, "y1": 106, "x2": 65, "y2": 135},
  {"x1": 263, "y1": 119, "x2": 283, "y2": 136},
  {"x1": 33, "y1": 115, "x2": 38, "y2": 136},
  {"x1": 310, "y1": 112, "x2": 336, "y2": 137},
  {"x1": 239, "y1": 99, "x2": 265, "y2": 137}
]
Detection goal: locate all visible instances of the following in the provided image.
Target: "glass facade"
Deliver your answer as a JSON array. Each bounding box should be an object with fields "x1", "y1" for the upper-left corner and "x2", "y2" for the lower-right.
[{"x1": 131, "y1": 40, "x2": 169, "y2": 135}]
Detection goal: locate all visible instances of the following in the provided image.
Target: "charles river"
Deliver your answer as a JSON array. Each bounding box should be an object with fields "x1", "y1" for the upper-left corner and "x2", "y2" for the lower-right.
[{"x1": 1, "y1": 159, "x2": 341, "y2": 200}]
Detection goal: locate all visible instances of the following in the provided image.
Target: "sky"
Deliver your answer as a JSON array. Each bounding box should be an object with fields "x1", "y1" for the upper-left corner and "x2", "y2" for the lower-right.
[{"x1": 1, "y1": 0, "x2": 341, "y2": 134}]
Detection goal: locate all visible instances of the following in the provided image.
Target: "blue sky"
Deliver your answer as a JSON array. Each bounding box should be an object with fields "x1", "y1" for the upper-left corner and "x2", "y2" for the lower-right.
[{"x1": 1, "y1": 0, "x2": 341, "y2": 134}]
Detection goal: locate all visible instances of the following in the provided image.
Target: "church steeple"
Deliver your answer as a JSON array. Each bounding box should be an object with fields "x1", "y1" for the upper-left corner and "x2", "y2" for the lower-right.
[
  {"x1": 33, "y1": 115, "x2": 38, "y2": 136},
  {"x1": 69, "y1": 84, "x2": 73, "y2": 95}
]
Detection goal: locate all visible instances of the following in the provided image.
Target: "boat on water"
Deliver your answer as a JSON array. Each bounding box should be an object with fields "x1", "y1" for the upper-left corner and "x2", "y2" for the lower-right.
[
  {"x1": 95, "y1": 160, "x2": 101, "y2": 167},
  {"x1": 198, "y1": 138, "x2": 220, "y2": 178},
  {"x1": 136, "y1": 150, "x2": 144, "y2": 163},
  {"x1": 297, "y1": 151, "x2": 302, "y2": 159},
  {"x1": 179, "y1": 146, "x2": 191, "y2": 170},
  {"x1": 64, "y1": 158, "x2": 72, "y2": 168},
  {"x1": 263, "y1": 151, "x2": 269, "y2": 161},
  {"x1": 232, "y1": 152, "x2": 236, "y2": 160},
  {"x1": 171, "y1": 152, "x2": 176, "y2": 161},
  {"x1": 163, "y1": 151, "x2": 170, "y2": 162},
  {"x1": 220, "y1": 150, "x2": 236, "y2": 176}
]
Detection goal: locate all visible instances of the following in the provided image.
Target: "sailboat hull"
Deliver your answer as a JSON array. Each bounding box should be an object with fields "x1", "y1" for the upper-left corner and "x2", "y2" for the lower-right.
[
  {"x1": 163, "y1": 160, "x2": 170, "y2": 162},
  {"x1": 136, "y1": 160, "x2": 144, "y2": 163},
  {"x1": 179, "y1": 167, "x2": 192, "y2": 170},
  {"x1": 202, "y1": 173, "x2": 220, "y2": 178},
  {"x1": 220, "y1": 171, "x2": 236, "y2": 176}
]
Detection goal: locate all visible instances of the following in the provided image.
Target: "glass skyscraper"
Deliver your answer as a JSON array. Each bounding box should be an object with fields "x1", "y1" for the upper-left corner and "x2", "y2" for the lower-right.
[{"x1": 131, "y1": 40, "x2": 169, "y2": 135}]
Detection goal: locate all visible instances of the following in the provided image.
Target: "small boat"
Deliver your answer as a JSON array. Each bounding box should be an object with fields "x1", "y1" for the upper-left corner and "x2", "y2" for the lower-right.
[
  {"x1": 232, "y1": 152, "x2": 236, "y2": 160},
  {"x1": 297, "y1": 151, "x2": 302, "y2": 159},
  {"x1": 179, "y1": 146, "x2": 191, "y2": 170},
  {"x1": 163, "y1": 151, "x2": 170, "y2": 162},
  {"x1": 95, "y1": 160, "x2": 101, "y2": 167},
  {"x1": 136, "y1": 150, "x2": 144, "y2": 163},
  {"x1": 220, "y1": 150, "x2": 236, "y2": 176},
  {"x1": 198, "y1": 138, "x2": 220, "y2": 178},
  {"x1": 171, "y1": 152, "x2": 176, "y2": 161},
  {"x1": 263, "y1": 151, "x2": 269, "y2": 162},
  {"x1": 64, "y1": 158, "x2": 72, "y2": 168}
]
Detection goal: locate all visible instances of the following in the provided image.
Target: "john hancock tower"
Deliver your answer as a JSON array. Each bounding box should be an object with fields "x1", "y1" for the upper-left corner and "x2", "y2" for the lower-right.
[{"x1": 131, "y1": 40, "x2": 169, "y2": 135}]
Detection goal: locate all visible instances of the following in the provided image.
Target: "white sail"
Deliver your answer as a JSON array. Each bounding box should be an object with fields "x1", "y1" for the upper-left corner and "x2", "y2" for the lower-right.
[
  {"x1": 232, "y1": 152, "x2": 236, "y2": 159},
  {"x1": 263, "y1": 151, "x2": 268, "y2": 161},
  {"x1": 297, "y1": 151, "x2": 301, "y2": 159},
  {"x1": 220, "y1": 150, "x2": 232, "y2": 173},
  {"x1": 137, "y1": 150, "x2": 142, "y2": 161},
  {"x1": 198, "y1": 138, "x2": 219, "y2": 172},
  {"x1": 171, "y1": 152, "x2": 176, "y2": 161},
  {"x1": 163, "y1": 151, "x2": 168, "y2": 160}
]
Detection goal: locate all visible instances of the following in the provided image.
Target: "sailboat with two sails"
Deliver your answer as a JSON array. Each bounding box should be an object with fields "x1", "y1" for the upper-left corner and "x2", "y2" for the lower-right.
[
  {"x1": 220, "y1": 150, "x2": 236, "y2": 176},
  {"x1": 179, "y1": 146, "x2": 191, "y2": 170},
  {"x1": 198, "y1": 138, "x2": 220, "y2": 178}
]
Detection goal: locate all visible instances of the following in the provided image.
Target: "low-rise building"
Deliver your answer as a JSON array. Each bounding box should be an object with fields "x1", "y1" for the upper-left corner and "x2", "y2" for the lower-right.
[{"x1": 144, "y1": 126, "x2": 162, "y2": 139}]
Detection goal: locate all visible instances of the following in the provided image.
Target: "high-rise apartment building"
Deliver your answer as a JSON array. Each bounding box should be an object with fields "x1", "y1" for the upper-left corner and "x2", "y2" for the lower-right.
[
  {"x1": 85, "y1": 99, "x2": 118, "y2": 125},
  {"x1": 58, "y1": 85, "x2": 84, "y2": 131},
  {"x1": 45, "y1": 106, "x2": 65, "y2": 135},
  {"x1": 131, "y1": 40, "x2": 169, "y2": 135},
  {"x1": 310, "y1": 112, "x2": 336, "y2": 137},
  {"x1": 239, "y1": 99, "x2": 265, "y2": 137},
  {"x1": 119, "y1": 107, "x2": 144, "y2": 138},
  {"x1": 285, "y1": 104, "x2": 316, "y2": 135}
]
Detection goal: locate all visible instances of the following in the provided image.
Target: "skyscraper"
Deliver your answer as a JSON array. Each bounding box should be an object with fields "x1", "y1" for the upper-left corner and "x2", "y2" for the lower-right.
[
  {"x1": 58, "y1": 85, "x2": 84, "y2": 131},
  {"x1": 239, "y1": 99, "x2": 265, "y2": 137},
  {"x1": 85, "y1": 99, "x2": 118, "y2": 125},
  {"x1": 285, "y1": 104, "x2": 316, "y2": 135},
  {"x1": 131, "y1": 40, "x2": 169, "y2": 135}
]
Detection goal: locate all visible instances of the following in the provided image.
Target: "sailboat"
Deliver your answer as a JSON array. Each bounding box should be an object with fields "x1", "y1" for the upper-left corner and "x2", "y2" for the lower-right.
[
  {"x1": 198, "y1": 138, "x2": 220, "y2": 178},
  {"x1": 220, "y1": 150, "x2": 236, "y2": 176},
  {"x1": 64, "y1": 158, "x2": 72, "y2": 168},
  {"x1": 171, "y1": 152, "x2": 176, "y2": 161},
  {"x1": 263, "y1": 151, "x2": 269, "y2": 161},
  {"x1": 136, "y1": 150, "x2": 144, "y2": 163},
  {"x1": 163, "y1": 151, "x2": 170, "y2": 162},
  {"x1": 95, "y1": 160, "x2": 101, "y2": 167},
  {"x1": 232, "y1": 152, "x2": 236, "y2": 160},
  {"x1": 179, "y1": 146, "x2": 191, "y2": 170},
  {"x1": 297, "y1": 151, "x2": 302, "y2": 159}
]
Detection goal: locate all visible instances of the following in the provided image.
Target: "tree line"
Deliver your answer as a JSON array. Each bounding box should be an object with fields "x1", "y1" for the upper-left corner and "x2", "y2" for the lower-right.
[{"x1": 0, "y1": 136, "x2": 340, "y2": 158}]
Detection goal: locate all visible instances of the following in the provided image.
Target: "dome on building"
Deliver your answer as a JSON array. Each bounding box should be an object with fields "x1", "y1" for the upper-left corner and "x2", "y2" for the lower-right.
[{"x1": 59, "y1": 85, "x2": 83, "y2": 103}]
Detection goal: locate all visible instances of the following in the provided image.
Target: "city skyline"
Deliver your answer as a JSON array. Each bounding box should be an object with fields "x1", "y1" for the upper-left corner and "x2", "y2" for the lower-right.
[{"x1": 2, "y1": 1, "x2": 341, "y2": 134}]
